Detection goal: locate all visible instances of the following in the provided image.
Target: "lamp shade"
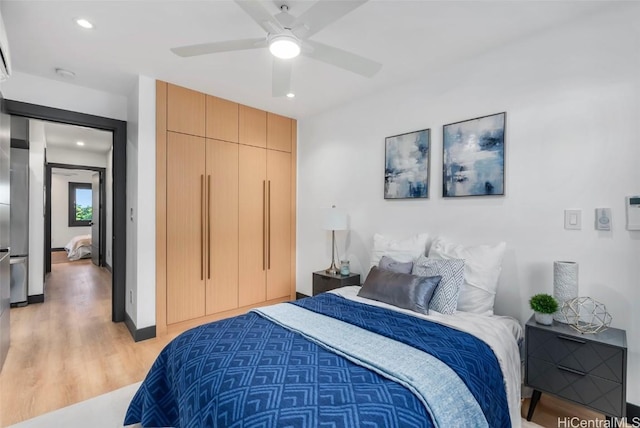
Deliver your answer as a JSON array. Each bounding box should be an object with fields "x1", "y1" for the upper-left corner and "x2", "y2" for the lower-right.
[{"x1": 323, "y1": 206, "x2": 347, "y2": 231}]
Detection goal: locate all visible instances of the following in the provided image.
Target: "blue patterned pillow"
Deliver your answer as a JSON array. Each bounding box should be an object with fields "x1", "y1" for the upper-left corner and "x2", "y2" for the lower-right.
[{"x1": 412, "y1": 256, "x2": 465, "y2": 315}]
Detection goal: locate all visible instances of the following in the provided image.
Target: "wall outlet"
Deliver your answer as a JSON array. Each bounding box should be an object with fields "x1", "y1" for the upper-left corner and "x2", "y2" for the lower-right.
[{"x1": 129, "y1": 290, "x2": 133, "y2": 304}]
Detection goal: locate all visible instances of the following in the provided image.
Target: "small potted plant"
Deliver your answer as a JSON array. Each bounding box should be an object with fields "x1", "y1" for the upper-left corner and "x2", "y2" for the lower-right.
[{"x1": 529, "y1": 293, "x2": 558, "y2": 325}]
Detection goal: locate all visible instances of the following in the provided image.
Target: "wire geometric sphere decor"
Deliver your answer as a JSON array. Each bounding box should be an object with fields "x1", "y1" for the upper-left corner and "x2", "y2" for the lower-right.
[{"x1": 559, "y1": 297, "x2": 612, "y2": 334}]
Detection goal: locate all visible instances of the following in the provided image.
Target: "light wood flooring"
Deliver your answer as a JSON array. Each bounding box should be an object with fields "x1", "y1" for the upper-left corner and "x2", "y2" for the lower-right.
[
  {"x1": 0, "y1": 258, "x2": 621, "y2": 427},
  {"x1": 0, "y1": 259, "x2": 177, "y2": 427}
]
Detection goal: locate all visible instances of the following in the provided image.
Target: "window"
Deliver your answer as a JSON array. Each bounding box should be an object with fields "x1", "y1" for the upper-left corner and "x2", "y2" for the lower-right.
[{"x1": 68, "y1": 182, "x2": 92, "y2": 227}]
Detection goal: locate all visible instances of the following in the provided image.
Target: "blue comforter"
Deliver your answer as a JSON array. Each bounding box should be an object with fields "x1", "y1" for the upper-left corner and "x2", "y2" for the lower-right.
[{"x1": 125, "y1": 294, "x2": 510, "y2": 427}]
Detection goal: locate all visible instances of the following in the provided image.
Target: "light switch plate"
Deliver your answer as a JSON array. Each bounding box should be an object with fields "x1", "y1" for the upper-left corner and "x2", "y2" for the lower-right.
[
  {"x1": 564, "y1": 209, "x2": 582, "y2": 230},
  {"x1": 595, "y1": 208, "x2": 611, "y2": 230}
]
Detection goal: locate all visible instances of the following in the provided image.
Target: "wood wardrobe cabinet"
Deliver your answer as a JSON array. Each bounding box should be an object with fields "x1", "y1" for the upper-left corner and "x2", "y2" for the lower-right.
[
  {"x1": 157, "y1": 81, "x2": 296, "y2": 334},
  {"x1": 238, "y1": 145, "x2": 291, "y2": 307}
]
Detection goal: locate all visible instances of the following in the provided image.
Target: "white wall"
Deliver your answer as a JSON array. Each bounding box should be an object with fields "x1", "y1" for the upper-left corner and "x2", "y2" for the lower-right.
[
  {"x1": 125, "y1": 75, "x2": 156, "y2": 329},
  {"x1": 50, "y1": 170, "x2": 93, "y2": 248},
  {"x1": 27, "y1": 121, "x2": 45, "y2": 296},
  {"x1": 297, "y1": 5, "x2": 640, "y2": 404}
]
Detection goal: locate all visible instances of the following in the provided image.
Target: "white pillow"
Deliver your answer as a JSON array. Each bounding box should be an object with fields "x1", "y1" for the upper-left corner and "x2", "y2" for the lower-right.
[
  {"x1": 370, "y1": 233, "x2": 429, "y2": 268},
  {"x1": 428, "y1": 237, "x2": 506, "y2": 316}
]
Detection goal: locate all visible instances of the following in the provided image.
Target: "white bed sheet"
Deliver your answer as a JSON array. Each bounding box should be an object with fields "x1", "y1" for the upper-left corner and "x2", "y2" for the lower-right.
[{"x1": 330, "y1": 285, "x2": 522, "y2": 428}]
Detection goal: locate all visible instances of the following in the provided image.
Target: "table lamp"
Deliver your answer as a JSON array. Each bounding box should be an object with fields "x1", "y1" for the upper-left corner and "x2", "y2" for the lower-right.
[{"x1": 323, "y1": 205, "x2": 347, "y2": 275}]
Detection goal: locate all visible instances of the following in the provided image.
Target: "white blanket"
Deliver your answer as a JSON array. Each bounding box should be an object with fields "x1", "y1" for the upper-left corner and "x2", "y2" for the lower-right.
[{"x1": 330, "y1": 286, "x2": 523, "y2": 428}]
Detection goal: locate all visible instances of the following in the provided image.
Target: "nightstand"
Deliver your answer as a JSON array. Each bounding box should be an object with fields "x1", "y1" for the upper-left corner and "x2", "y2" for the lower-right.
[
  {"x1": 312, "y1": 271, "x2": 360, "y2": 295},
  {"x1": 525, "y1": 315, "x2": 627, "y2": 422}
]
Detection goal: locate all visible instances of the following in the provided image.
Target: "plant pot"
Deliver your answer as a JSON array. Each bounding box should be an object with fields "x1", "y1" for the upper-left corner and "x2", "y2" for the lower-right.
[{"x1": 535, "y1": 312, "x2": 553, "y2": 325}]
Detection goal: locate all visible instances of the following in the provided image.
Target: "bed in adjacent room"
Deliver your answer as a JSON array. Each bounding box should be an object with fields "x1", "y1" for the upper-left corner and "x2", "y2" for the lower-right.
[
  {"x1": 64, "y1": 234, "x2": 92, "y2": 261},
  {"x1": 125, "y1": 234, "x2": 522, "y2": 428}
]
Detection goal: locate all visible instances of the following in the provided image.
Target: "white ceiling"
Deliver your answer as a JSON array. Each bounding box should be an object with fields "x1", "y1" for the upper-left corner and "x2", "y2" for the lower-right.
[
  {"x1": 37, "y1": 120, "x2": 112, "y2": 154},
  {"x1": 1, "y1": 1, "x2": 614, "y2": 119}
]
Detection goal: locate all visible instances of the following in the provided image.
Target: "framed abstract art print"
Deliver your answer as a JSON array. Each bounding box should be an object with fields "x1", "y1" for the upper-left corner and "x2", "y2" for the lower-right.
[
  {"x1": 384, "y1": 128, "x2": 430, "y2": 199},
  {"x1": 442, "y1": 112, "x2": 505, "y2": 197}
]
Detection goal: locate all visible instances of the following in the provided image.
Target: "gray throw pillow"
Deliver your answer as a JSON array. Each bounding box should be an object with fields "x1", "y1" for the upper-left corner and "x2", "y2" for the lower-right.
[
  {"x1": 378, "y1": 255, "x2": 414, "y2": 274},
  {"x1": 412, "y1": 256, "x2": 465, "y2": 315},
  {"x1": 357, "y1": 266, "x2": 441, "y2": 315}
]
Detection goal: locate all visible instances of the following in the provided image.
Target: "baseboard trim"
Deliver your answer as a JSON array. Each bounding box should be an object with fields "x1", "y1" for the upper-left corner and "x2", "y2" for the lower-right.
[
  {"x1": 296, "y1": 292, "x2": 309, "y2": 300},
  {"x1": 27, "y1": 294, "x2": 44, "y2": 304},
  {"x1": 124, "y1": 312, "x2": 156, "y2": 342},
  {"x1": 51, "y1": 247, "x2": 66, "y2": 252},
  {"x1": 628, "y1": 402, "x2": 640, "y2": 419}
]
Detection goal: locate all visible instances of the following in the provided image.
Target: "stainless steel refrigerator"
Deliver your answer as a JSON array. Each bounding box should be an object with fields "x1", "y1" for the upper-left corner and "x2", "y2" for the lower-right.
[
  {"x1": 0, "y1": 110, "x2": 10, "y2": 372},
  {"x1": 9, "y1": 147, "x2": 28, "y2": 306}
]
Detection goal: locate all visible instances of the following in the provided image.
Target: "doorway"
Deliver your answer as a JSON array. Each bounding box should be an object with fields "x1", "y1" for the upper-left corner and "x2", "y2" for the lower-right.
[
  {"x1": 4, "y1": 100, "x2": 127, "y2": 323},
  {"x1": 46, "y1": 164, "x2": 107, "y2": 271}
]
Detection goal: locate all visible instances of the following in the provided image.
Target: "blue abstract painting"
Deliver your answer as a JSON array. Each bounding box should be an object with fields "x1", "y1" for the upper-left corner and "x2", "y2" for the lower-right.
[
  {"x1": 443, "y1": 112, "x2": 505, "y2": 197},
  {"x1": 385, "y1": 129, "x2": 430, "y2": 199}
]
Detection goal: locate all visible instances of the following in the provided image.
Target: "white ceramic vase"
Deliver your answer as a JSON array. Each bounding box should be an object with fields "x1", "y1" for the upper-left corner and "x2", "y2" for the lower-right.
[
  {"x1": 553, "y1": 261, "x2": 578, "y2": 322},
  {"x1": 535, "y1": 312, "x2": 553, "y2": 325}
]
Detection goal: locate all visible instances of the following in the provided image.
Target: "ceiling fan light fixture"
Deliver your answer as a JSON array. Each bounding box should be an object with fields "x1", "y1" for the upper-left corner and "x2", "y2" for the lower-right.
[
  {"x1": 286, "y1": 92, "x2": 295, "y2": 98},
  {"x1": 269, "y1": 34, "x2": 300, "y2": 59}
]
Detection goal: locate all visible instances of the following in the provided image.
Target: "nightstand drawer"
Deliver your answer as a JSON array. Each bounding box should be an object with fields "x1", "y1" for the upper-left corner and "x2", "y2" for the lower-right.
[
  {"x1": 527, "y1": 328, "x2": 624, "y2": 383},
  {"x1": 312, "y1": 271, "x2": 360, "y2": 295},
  {"x1": 527, "y1": 357, "x2": 624, "y2": 416}
]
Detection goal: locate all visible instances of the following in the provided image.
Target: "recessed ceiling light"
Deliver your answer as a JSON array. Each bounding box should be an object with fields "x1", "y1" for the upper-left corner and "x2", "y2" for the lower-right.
[
  {"x1": 75, "y1": 18, "x2": 94, "y2": 29},
  {"x1": 55, "y1": 68, "x2": 76, "y2": 79},
  {"x1": 286, "y1": 92, "x2": 295, "y2": 98},
  {"x1": 76, "y1": 141, "x2": 85, "y2": 146}
]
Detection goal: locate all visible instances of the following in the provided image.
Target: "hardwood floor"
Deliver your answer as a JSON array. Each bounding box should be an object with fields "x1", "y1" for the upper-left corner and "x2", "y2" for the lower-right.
[
  {"x1": 0, "y1": 259, "x2": 626, "y2": 427},
  {"x1": 0, "y1": 259, "x2": 177, "y2": 427}
]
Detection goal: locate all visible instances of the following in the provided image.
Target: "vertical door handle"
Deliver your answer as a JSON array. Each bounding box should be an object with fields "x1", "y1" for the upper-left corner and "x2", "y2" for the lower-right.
[
  {"x1": 200, "y1": 174, "x2": 204, "y2": 281},
  {"x1": 267, "y1": 180, "x2": 271, "y2": 270},
  {"x1": 207, "y1": 174, "x2": 211, "y2": 280},
  {"x1": 262, "y1": 180, "x2": 266, "y2": 271}
]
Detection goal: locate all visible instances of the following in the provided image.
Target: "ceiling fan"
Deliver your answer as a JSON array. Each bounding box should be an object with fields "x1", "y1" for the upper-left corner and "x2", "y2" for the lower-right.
[{"x1": 170, "y1": 0, "x2": 382, "y2": 97}]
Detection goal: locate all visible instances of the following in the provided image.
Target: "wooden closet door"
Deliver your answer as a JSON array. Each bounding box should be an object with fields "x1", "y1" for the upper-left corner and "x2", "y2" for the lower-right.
[
  {"x1": 206, "y1": 96, "x2": 239, "y2": 143},
  {"x1": 166, "y1": 132, "x2": 206, "y2": 324},
  {"x1": 266, "y1": 113, "x2": 291, "y2": 153},
  {"x1": 239, "y1": 105, "x2": 266, "y2": 148},
  {"x1": 167, "y1": 84, "x2": 206, "y2": 137},
  {"x1": 266, "y1": 150, "x2": 291, "y2": 300},
  {"x1": 238, "y1": 144, "x2": 267, "y2": 306},
  {"x1": 206, "y1": 139, "x2": 239, "y2": 314}
]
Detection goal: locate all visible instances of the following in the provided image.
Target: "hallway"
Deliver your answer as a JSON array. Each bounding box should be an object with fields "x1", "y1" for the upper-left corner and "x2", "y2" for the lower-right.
[{"x1": 0, "y1": 260, "x2": 173, "y2": 427}]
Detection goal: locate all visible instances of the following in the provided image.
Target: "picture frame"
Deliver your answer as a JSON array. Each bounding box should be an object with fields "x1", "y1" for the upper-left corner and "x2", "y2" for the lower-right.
[
  {"x1": 384, "y1": 128, "x2": 430, "y2": 199},
  {"x1": 442, "y1": 112, "x2": 506, "y2": 197}
]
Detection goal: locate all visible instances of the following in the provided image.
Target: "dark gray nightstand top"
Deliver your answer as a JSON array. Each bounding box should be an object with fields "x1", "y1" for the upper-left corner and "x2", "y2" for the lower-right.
[
  {"x1": 313, "y1": 271, "x2": 360, "y2": 281},
  {"x1": 526, "y1": 315, "x2": 627, "y2": 348}
]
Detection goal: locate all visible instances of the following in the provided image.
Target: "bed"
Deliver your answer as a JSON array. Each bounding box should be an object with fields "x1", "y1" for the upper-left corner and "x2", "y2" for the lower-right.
[
  {"x1": 125, "y1": 234, "x2": 522, "y2": 428},
  {"x1": 64, "y1": 234, "x2": 92, "y2": 261}
]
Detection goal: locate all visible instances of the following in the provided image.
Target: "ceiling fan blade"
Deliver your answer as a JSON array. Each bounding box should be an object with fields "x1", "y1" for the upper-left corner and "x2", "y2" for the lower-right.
[
  {"x1": 292, "y1": 0, "x2": 368, "y2": 39},
  {"x1": 302, "y1": 40, "x2": 381, "y2": 77},
  {"x1": 272, "y1": 59, "x2": 293, "y2": 97},
  {"x1": 171, "y1": 38, "x2": 266, "y2": 57},
  {"x1": 234, "y1": 0, "x2": 284, "y2": 34}
]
